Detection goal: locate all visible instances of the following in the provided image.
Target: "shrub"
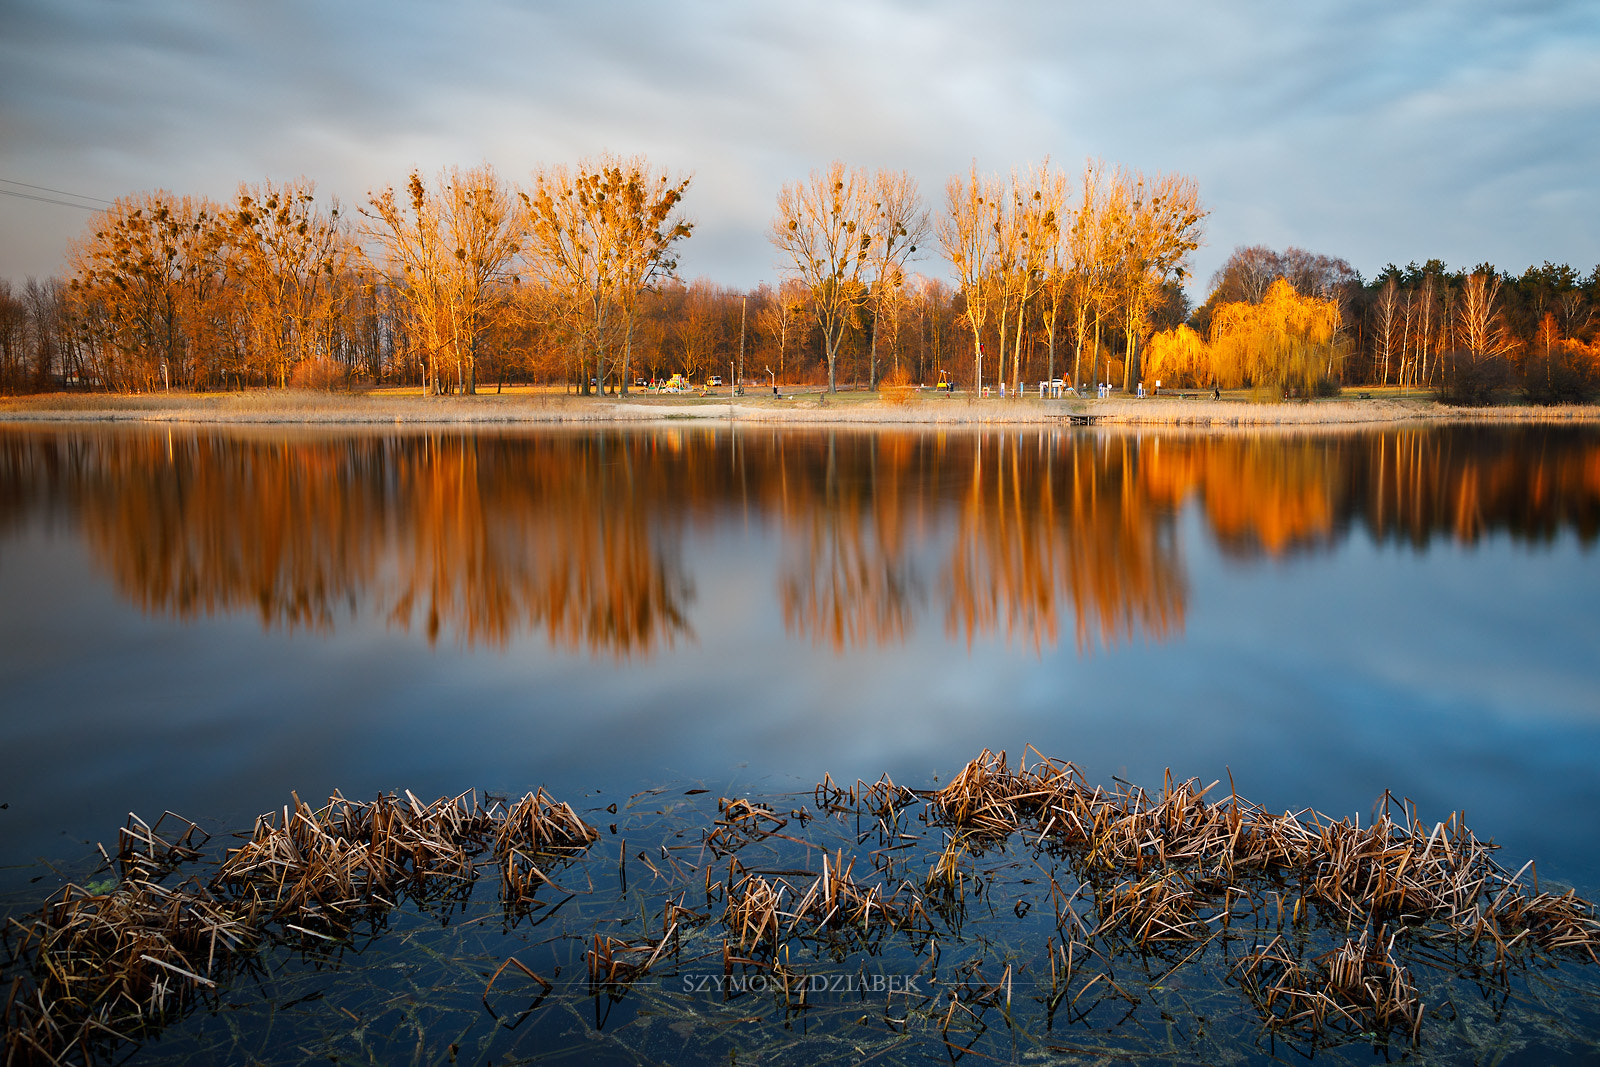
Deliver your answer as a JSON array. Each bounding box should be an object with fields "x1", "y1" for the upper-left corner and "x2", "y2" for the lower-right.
[
  {"x1": 1436, "y1": 349, "x2": 1510, "y2": 407},
  {"x1": 289, "y1": 357, "x2": 349, "y2": 392},
  {"x1": 878, "y1": 367, "x2": 918, "y2": 406},
  {"x1": 1522, "y1": 342, "x2": 1599, "y2": 405}
]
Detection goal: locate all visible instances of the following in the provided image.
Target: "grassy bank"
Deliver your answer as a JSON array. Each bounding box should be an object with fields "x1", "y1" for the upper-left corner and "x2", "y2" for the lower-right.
[{"x1": 1, "y1": 386, "x2": 1597, "y2": 427}]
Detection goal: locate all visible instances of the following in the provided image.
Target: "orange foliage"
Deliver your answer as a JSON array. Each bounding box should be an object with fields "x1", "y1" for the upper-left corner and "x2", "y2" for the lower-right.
[{"x1": 5, "y1": 423, "x2": 1596, "y2": 661}]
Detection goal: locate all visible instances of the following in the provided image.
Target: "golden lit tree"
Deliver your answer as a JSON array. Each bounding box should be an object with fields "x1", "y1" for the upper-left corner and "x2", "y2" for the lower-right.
[
  {"x1": 1109, "y1": 169, "x2": 1206, "y2": 391},
  {"x1": 755, "y1": 278, "x2": 808, "y2": 388},
  {"x1": 226, "y1": 177, "x2": 350, "y2": 387},
  {"x1": 1209, "y1": 279, "x2": 1347, "y2": 397},
  {"x1": 522, "y1": 155, "x2": 692, "y2": 395},
  {"x1": 936, "y1": 163, "x2": 1000, "y2": 392},
  {"x1": 362, "y1": 165, "x2": 520, "y2": 395},
  {"x1": 863, "y1": 169, "x2": 928, "y2": 388},
  {"x1": 769, "y1": 161, "x2": 875, "y2": 393},
  {"x1": 1142, "y1": 323, "x2": 1209, "y2": 388},
  {"x1": 66, "y1": 191, "x2": 228, "y2": 391}
]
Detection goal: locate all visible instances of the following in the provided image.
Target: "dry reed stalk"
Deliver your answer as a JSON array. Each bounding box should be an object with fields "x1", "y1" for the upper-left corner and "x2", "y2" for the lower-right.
[
  {"x1": 5, "y1": 787, "x2": 599, "y2": 1064},
  {"x1": 586, "y1": 924, "x2": 679, "y2": 990},
  {"x1": 924, "y1": 750, "x2": 1600, "y2": 987},
  {"x1": 724, "y1": 874, "x2": 789, "y2": 951},
  {"x1": 2, "y1": 876, "x2": 253, "y2": 1064},
  {"x1": 704, "y1": 797, "x2": 789, "y2": 856}
]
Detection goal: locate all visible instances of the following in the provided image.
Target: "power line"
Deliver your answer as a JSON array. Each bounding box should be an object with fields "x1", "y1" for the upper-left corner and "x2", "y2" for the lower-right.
[
  {"x1": 1, "y1": 177, "x2": 113, "y2": 204},
  {"x1": 0, "y1": 187, "x2": 102, "y2": 211},
  {"x1": 0, "y1": 178, "x2": 114, "y2": 212}
]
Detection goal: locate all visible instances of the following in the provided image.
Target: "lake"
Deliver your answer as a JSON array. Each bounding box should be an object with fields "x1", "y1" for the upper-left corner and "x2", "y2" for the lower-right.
[{"x1": 2, "y1": 421, "x2": 1598, "y2": 1063}]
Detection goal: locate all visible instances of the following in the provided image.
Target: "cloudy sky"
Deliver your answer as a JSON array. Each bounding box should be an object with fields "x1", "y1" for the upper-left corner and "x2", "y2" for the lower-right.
[{"x1": 2, "y1": 0, "x2": 1596, "y2": 296}]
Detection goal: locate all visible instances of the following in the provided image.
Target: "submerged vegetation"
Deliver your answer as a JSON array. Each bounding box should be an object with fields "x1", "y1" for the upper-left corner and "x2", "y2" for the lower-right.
[{"x1": 6, "y1": 751, "x2": 1600, "y2": 1064}]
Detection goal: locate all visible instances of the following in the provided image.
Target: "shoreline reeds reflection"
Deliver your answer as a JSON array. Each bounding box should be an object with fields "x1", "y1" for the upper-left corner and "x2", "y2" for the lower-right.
[{"x1": 0, "y1": 424, "x2": 1595, "y2": 658}]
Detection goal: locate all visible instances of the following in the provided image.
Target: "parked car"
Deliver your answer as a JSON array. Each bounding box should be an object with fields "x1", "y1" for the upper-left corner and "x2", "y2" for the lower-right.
[{"x1": 708, "y1": 375, "x2": 723, "y2": 387}]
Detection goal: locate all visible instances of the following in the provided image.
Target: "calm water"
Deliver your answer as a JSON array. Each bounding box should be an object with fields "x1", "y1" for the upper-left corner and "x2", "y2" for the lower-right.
[{"x1": 2, "y1": 422, "x2": 1599, "y2": 1061}]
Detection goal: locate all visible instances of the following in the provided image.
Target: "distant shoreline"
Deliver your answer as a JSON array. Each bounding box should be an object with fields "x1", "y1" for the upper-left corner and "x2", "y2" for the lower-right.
[{"x1": 1, "y1": 389, "x2": 1597, "y2": 428}]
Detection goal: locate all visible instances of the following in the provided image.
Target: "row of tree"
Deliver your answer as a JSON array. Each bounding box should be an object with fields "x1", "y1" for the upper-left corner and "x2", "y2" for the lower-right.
[
  {"x1": 1154, "y1": 246, "x2": 1600, "y2": 402},
  {"x1": 3, "y1": 155, "x2": 1598, "y2": 401}
]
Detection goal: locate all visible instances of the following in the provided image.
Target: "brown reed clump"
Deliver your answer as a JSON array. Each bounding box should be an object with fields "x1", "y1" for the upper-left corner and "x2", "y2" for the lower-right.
[
  {"x1": 1232, "y1": 929, "x2": 1423, "y2": 1043},
  {"x1": 921, "y1": 750, "x2": 1600, "y2": 969},
  {"x1": 116, "y1": 811, "x2": 208, "y2": 881},
  {"x1": 3, "y1": 877, "x2": 253, "y2": 1065},
  {"x1": 5, "y1": 787, "x2": 598, "y2": 1065},
  {"x1": 586, "y1": 924, "x2": 678, "y2": 990},
  {"x1": 723, "y1": 850, "x2": 929, "y2": 958},
  {"x1": 216, "y1": 790, "x2": 495, "y2": 925},
  {"x1": 494, "y1": 788, "x2": 600, "y2": 857},
  {"x1": 1095, "y1": 871, "x2": 1207, "y2": 945},
  {"x1": 724, "y1": 874, "x2": 788, "y2": 951}
]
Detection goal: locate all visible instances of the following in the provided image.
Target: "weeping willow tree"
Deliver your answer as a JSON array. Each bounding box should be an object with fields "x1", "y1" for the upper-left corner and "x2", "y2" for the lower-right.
[
  {"x1": 1142, "y1": 323, "x2": 1209, "y2": 388},
  {"x1": 1209, "y1": 280, "x2": 1347, "y2": 399}
]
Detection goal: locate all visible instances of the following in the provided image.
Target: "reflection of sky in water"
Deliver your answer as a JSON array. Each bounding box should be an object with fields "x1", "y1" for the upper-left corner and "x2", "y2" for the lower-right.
[{"x1": 1, "y1": 426, "x2": 1598, "y2": 904}]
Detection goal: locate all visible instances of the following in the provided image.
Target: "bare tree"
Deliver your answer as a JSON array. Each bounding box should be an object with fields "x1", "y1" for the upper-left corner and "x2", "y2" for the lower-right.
[
  {"x1": 228, "y1": 178, "x2": 350, "y2": 387},
  {"x1": 769, "y1": 161, "x2": 875, "y2": 393},
  {"x1": 864, "y1": 170, "x2": 928, "y2": 387},
  {"x1": 1112, "y1": 169, "x2": 1205, "y2": 392},
  {"x1": 1373, "y1": 278, "x2": 1400, "y2": 386},
  {"x1": 936, "y1": 163, "x2": 1000, "y2": 392},
  {"x1": 1033, "y1": 165, "x2": 1071, "y2": 386},
  {"x1": 756, "y1": 278, "x2": 807, "y2": 388},
  {"x1": 1064, "y1": 159, "x2": 1117, "y2": 391},
  {"x1": 523, "y1": 155, "x2": 691, "y2": 395},
  {"x1": 1458, "y1": 270, "x2": 1506, "y2": 359}
]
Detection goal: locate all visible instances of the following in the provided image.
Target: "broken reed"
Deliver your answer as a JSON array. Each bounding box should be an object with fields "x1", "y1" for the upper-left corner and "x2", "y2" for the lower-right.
[
  {"x1": 8, "y1": 751, "x2": 1600, "y2": 1063},
  {"x1": 919, "y1": 748, "x2": 1600, "y2": 1042},
  {"x1": 2, "y1": 788, "x2": 599, "y2": 1066}
]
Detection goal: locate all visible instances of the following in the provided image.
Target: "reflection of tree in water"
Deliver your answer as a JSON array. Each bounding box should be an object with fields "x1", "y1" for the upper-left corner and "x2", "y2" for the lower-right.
[
  {"x1": 942, "y1": 433, "x2": 1185, "y2": 653},
  {"x1": 1356, "y1": 426, "x2": 1600, "y2": 546},
  {"x1": 382, "y1": 434, "x2": 694, "y2": 654},
  {"x1": 80, "y1": 433, "x2": 379, "y2": 631},
  {"x1": 771, "y1": 431, "x2": 1185, "y2": 654},
  {"x1": 1142, "y1": 427, "x2": 1600, "y2": 557},
  {"x1": 776, "y1": 433, "x2": 923, "y2": 650},
  {"x1": 74, "y1": 431, "x2": 694, "y2": 657},
  {"x1": 1142, "y1": 434, "x2": 1342, "y2": 558},
  {"x1": 9, "y1": 423, "x2": 1599, "y2": 659}
]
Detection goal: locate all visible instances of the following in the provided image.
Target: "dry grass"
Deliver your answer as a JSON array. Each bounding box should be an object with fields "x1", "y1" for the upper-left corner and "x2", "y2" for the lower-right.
[
  {"x1": 911, "y1": 748, "x2": 1600, "y2": 1042},
  {"x1": 723, "y1": 849, "x2": 930, "y2": 957},
  {"x1": 3, "y1": 788, "x2": 598, "y2": 1064},
  {"x1": 7, "y1": 387, "x2": 1594, "y2": 428},
  {"x1": 8, "y1": 757, "x2": 1599, "y2": 1060}
]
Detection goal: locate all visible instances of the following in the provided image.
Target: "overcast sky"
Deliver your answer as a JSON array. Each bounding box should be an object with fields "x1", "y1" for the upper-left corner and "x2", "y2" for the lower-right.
[{"x1": 2, "y1": 0, "x2": 1597, "y2": 297}]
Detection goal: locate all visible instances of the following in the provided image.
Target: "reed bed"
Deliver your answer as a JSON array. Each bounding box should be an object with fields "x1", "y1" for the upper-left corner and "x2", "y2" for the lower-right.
[
  {"x1": 6, "y1": 757, "x2": 1600, "y2": 1064},
  {"x1": 3, "y1": 788, "x2": 597, "y2": 1065},
  {"x1": 916, "y1": 748, "x2": 1600, "y2": 1041}
]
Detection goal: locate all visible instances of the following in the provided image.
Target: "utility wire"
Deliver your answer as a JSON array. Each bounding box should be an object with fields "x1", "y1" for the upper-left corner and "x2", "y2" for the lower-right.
[
  {"x1": 0, "y1": 178, "x2": 114, "y2": 212},
  {"x1": 0, "y1": 187, "x2": 102, "y2": 211}
]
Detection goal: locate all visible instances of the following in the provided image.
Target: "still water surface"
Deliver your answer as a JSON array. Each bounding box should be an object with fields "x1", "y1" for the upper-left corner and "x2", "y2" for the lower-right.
[{"x1": 1, "y1": 422, "x2": 1598, "y2": 1059}]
